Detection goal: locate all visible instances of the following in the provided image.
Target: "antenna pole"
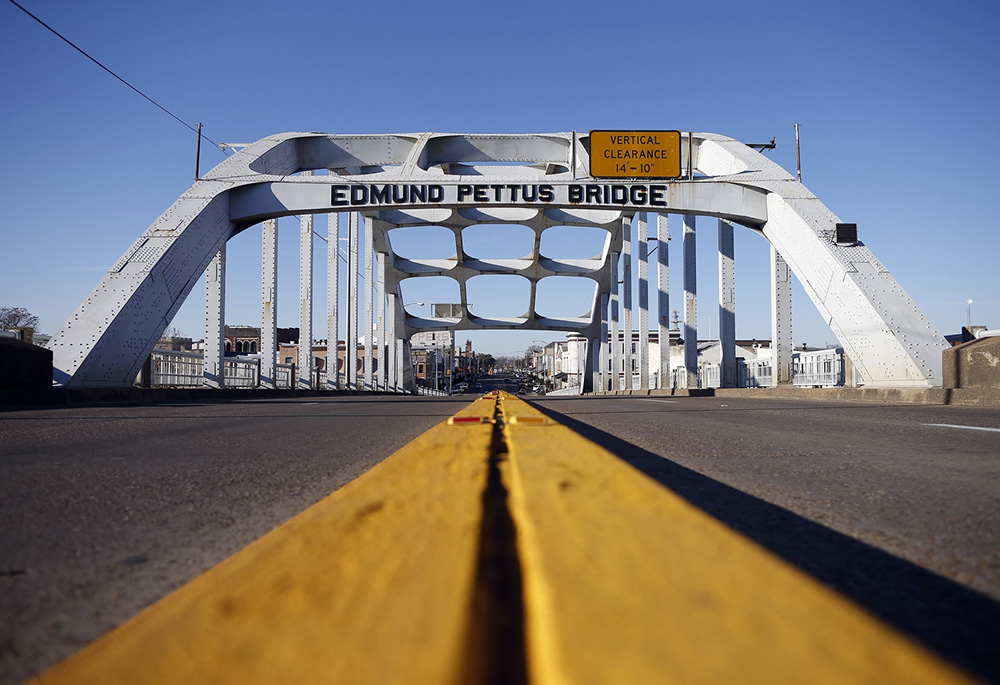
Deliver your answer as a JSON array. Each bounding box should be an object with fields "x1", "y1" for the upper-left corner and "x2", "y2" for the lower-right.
[
  {"x1": 195, "y1": 122, "x2": 202, "y2": 181},
  {"x1": 795, "y1": 123, "x2": 802, "y2": 182}
]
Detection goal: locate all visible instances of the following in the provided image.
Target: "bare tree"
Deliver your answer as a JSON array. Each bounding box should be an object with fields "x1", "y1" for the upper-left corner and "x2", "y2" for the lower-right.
[{"x1": 0, "y1": 307, "x2": 40, "y2": 330}]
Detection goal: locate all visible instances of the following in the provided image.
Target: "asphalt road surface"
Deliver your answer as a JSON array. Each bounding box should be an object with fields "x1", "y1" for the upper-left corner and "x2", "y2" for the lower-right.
[
  {"x1": 2, "y1": 392, "x2": 998, "y2": 682},
  {"x1": 531, "y1": 394, "x2": 1000, "y2": 682},
  {"x1": 0, "y1": 394, "x2": 470, "y2": 684}
]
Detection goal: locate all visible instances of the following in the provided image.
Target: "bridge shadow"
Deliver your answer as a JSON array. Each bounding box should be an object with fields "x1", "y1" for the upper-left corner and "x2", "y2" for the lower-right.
[{"x1": 534, "y1": 405, "x2": 1000, "y2": 684}]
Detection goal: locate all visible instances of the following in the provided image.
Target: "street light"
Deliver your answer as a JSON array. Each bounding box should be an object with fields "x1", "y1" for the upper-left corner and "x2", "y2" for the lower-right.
[{"x1": 967, "y1": 299, "x2": 973, "y2": 327}]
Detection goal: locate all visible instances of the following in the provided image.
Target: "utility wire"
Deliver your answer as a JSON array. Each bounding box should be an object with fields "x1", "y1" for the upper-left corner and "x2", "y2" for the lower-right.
[{"x1": 7, "y1": 0, "x2": 222, "y2": 151}]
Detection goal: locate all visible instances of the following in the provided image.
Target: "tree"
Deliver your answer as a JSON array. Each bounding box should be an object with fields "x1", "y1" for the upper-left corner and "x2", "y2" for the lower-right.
[
  {"x1": 0, "y1": 307, "x2": 40, "y2": 330},
  {"x1": 524, "y1": 344, "x2": 543, "y2": 366},
  {"x1": 474, "y1": 352, "x2": 495, "y2": 372}
]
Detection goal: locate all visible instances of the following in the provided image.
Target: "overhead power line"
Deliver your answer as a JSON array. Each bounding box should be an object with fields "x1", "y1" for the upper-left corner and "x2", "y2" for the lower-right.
[{"x1": 7, "y1": 0, "x2": 222, "y2": 151}]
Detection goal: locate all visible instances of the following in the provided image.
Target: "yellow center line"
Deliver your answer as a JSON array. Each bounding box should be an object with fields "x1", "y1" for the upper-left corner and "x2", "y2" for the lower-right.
[{"x1": 33, "y1": 397, "x2": 497, "y2": 685}]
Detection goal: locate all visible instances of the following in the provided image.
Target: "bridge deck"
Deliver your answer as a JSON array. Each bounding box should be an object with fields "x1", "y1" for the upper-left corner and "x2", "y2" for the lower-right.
[{"x1": 2, "y1": 393, "x2": 997, "y2": 683}]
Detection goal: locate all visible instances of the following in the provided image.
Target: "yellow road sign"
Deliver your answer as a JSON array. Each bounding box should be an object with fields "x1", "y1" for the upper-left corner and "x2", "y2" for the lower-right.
[{"x1": 590, "y1": 129, "x2": 682, "y2": 178}]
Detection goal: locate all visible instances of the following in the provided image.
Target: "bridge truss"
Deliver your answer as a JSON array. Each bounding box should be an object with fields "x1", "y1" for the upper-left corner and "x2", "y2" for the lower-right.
[{"x1": 47, "y1": 131, "x2": 948, "y2": 390}]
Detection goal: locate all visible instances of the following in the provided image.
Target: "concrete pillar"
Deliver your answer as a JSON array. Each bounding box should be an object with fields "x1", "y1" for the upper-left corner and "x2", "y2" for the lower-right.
[
  {"x1": 657, "y1": 214, "x2": 670, "y2": 389},
  {"x1": 683, "y1": 215, "x2": 698, "y2": 387},
  {"x1": 204, "y1": 245, "x2": 226, "y2": 388},
  {"x1": 297, "y1": 185, "x2": 314, "y2": 389},
  {"x1": 622, "y1": 217, "x2": 633, "y2": 391},
  {"x1": 610, "y1": 250, "x2": 621, "y2": 391},
  {"x1": 363, "y1": 216, "x2": 374, "y2": 392},
  {"x1": 326, "y1": 213, "x2": 340, "y2": 390},
  {"x1": 261, "y1": 218, "x2": 278, "y2": 388},
  {"x1": 718, "y1": 219, "x2": 737, "y2": 387},
  {"x1": 348, "y1": 212, "x2": 359, "y2": 390},
  {"x1": 637, "y1": 212, "x2": 649, "y2": 390},
  {"x1": 771, "y1": 244, "x2": 793, "y2": 386}
]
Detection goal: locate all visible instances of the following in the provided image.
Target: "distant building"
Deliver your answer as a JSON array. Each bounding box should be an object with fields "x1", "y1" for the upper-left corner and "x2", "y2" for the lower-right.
[
  {"x1": 278, "y1": 339, "x2": 380, "y2": 383},
  {"x1": 225, "y1": 325, "x2": 260, "y2": 354},
  {"x1": 410, "y1": 330, "x2": 454, "y2": 390},
  {"x1": 156, "y1": 335, "x2": 193, "y2": 352}
]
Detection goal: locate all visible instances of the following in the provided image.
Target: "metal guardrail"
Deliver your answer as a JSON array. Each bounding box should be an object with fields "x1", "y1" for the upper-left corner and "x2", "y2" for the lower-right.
[
  {"x1": 740, "y1": 359, "x2": 773, "y2": 388},
  {"x1": 274, "y1": 363, "x2": 295, "y2": 389},
  {"x1": 149, "y1": 350, "x2": 262, "y2": 388},
  {"x1": 150, "y1": 350, "x2": 203, "y2": 387},
  {"x1": 224, "y1": 357, "x2": 260, "y2": 388},
  {"x1": 703, "y1": 365, "x2": 721, "y2": 389},
  {"x1": 546, "y1": 386, "x2": 582, "y2": 396},
  {"x1": 792, "y1": 349, "x2": 843, "y2": 387},
  {"x1": 416, "y1": 385, "x2": 449, "y2": 397}
]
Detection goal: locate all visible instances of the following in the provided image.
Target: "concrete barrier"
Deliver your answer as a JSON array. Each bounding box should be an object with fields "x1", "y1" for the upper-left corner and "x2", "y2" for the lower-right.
[{"x1": 944, "y1": 335, "x2": 1000, "y2": 390}]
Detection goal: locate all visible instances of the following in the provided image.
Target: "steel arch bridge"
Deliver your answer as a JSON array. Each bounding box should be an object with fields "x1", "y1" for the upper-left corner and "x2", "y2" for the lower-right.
[{"x1": 47, "y1": 131, "x2": 947, "y2": 390}]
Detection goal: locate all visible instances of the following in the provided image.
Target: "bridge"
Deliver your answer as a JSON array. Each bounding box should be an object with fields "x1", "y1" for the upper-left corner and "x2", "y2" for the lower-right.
[
  {"x1": 6, "y1": 131, "x2": 996, "y2": 683},
  {"x1": 46, "y1": 130, "x2": 946, "y2": 390}
]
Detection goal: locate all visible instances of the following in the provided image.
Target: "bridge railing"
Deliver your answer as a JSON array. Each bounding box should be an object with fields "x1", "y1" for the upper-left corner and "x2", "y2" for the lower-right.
[
  {"x1": 740, "y1": 359, "x2": 773, "y2": 387},
  {"x1": 274, "y1": 363, "x2": 295, "y2": 389},
  {"x1": 224, "y1": 357, "x2": 260, "y2": 388},
  {"x1": 702, "y1": 365, "x2": 721, "y2": 389},
  {"x1": 792, "y1": 349, "x2": 844, "y2": 387},
  {"x1": 150, "y1": 349, "x2": 263, "y2": 388},
  {"x1": 546, "y1": 385, "x2": 583, "y2": 396},
  {"x1": 150, "y1": 349, "x2": 203, "y2": 387},
  {"x1": 416, "y1": 385, "x2": 449, "y2": 397}
]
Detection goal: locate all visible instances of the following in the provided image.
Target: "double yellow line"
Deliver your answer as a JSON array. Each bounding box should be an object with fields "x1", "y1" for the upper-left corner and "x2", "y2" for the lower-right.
[{"x1": 34, "y1": 393, "x2": 973, "y2": 684}]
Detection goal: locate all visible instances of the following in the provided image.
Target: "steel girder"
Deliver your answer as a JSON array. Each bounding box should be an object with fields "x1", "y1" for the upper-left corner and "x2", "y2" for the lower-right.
[{"x1": 47, "y1": 131, "x2": 946, "y2": 388}]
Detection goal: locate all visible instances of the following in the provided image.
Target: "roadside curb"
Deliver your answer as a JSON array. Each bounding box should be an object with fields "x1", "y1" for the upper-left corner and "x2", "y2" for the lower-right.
[
  {"x1": 0, "y1": 387, "x2": 411, "y2": 408},
  {"x1": 589, "y1": 386, "x2": 1000, "y2": 406}
]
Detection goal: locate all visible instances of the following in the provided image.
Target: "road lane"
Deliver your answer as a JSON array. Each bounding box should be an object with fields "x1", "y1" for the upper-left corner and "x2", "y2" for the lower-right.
[
  {"x1": 0, "y1": 394, "x2": 468, "y2": 685},
  {"x1": 531, "y1": 394, "x2": 1000, "y2": 682}
]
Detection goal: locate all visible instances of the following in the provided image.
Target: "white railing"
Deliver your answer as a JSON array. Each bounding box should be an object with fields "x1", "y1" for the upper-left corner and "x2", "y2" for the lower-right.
[
  {"x1": 735, "y1": 349, "x2": 844, "y2": 388},
  {"x1": 150, "y1": 350, "x2": 203, "y2": 386},
  {"x1": 546, "y1": 385, "x2": 582, "y2": 396},
  {"x1": 702, "y1": 365, "x2": 721, "y2": 389},
  {"x1": 224, "y1": 357, "x2": 260, "y2": 388},
  {"x1": 416, "y1": 385, "x2": 449, "y2": 397},
  {"x1": 740, "y1": 359, "x2": 773, "y2": 388},
  {"x1": 274, "y1": 363, "x2": 295, "y2": 389},
  {"x1": 150, "y1": 350, "x2": 262, "y2": 388},
  {"x1": 793, "y1": 348, "x2": 843, "y2": 387}
]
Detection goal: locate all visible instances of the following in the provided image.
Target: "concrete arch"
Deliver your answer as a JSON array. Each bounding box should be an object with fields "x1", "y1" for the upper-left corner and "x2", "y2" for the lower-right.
[{"x1": 47, "y1": 131, "x2": 946, "y2": 388}]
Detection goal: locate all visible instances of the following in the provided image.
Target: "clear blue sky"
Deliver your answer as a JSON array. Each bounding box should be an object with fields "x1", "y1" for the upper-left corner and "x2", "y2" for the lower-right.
[{"x1": 2, "y1": 0, "x2": 997, "y2": 356}]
